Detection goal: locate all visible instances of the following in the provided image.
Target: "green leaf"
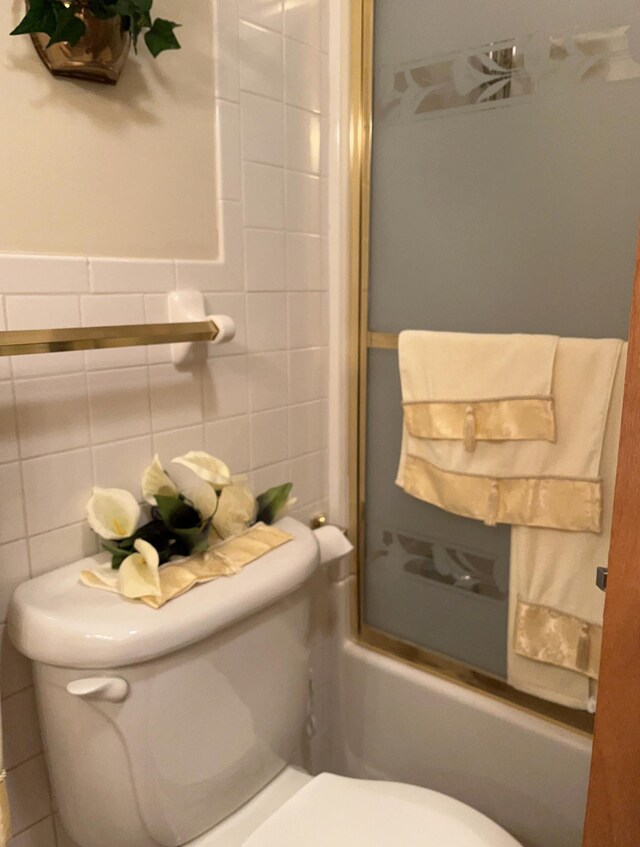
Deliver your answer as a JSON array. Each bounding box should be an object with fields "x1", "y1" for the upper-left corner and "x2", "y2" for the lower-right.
[
  {"x1": 154, "y1": 495, "x2": 201, "y2": 530},
  {"x1": 48, "y1": 6, "x2": 86, "y2": 47},
  {"x1": 144, "y1": 18, "x2": 181, "y2": 57},
  {"x1": 256, "y1": 483, "x2": 293, "y2": 525},
  {"x1": 153, "y1": 494, "x2": 210, "y2": 556},
  {"x1": 11, "y1": 2, "x2": 57, "y2": 38}
]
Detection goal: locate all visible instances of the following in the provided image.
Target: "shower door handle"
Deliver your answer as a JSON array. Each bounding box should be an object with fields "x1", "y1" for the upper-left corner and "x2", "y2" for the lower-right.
[{"x1": 596, "y1": 567, "x2": 608, "y2": 591}]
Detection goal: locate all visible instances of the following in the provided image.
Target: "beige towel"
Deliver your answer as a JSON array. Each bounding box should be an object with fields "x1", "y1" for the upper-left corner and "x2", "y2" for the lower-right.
[
  {"x1": 80, "y1": 523, "x2": 293, "y2": 609},
  {"x1": 399, "y1": 331, "x2": 559, "y2": 450},
  {"x1": 507, "y1": 345, "x2": 627, "y2": 710},
  {"x1": 397, "y1": 337, "x2": 624, "y2": 532}
]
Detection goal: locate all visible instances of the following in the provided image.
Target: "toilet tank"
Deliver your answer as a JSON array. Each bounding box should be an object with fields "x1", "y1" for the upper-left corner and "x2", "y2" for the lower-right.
[{"x1": 8, "y1": 518, "x2": 319, "y2": 847}]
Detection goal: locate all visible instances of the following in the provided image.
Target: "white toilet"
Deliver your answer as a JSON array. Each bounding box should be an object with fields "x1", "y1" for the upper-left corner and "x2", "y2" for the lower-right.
[{"x1": 8, "y1": 518, "x2": 522, "y2": 847}]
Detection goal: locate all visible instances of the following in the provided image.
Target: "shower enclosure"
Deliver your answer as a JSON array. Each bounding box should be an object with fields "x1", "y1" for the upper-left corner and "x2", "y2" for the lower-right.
[{"x1": 350, "y1": 0, "x2": 640, "y2": 735}]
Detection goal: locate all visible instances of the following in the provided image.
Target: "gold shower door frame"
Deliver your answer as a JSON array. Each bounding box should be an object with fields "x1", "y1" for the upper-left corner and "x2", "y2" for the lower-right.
[{"x1": 347, "y1": 0, "x2": 593, "y2": 736}]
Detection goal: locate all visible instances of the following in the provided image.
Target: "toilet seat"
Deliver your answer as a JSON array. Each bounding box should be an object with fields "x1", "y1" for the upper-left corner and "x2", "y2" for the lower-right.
[{"x1": 243, "y1": 773, "x2": 522, "y2": 846}]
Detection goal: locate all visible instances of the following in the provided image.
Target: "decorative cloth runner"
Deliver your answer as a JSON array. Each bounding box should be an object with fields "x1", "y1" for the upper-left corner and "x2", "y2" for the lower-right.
[
  {"x1": 399, "y1": 331, "x2": 559, "y2": 451},
  {"x1": 397, "y1": 337, "x2": 623, "y2": 532},
  {"x1": 80, "y1": 523, "x2": 293, "y2": 609},
  {"x1": 507, "y1": 344, "x2": 627, "y2": 710}
]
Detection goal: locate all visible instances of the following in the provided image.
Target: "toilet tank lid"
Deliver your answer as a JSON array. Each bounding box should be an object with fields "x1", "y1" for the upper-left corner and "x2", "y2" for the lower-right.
[{"x1": 8, "y1": 518, "x2": 318, "y2": 670}]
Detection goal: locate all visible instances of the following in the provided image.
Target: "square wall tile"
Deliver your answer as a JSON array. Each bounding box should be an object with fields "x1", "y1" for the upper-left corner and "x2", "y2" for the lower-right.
[
  {"x1": 22, "y1": 449, "x2": 93, "y2": 536},
  {"x1": 87, "y1": 367, "x2": 151, "y2": 444},
  {"x1": 0, "y1": 625, "x2": 33, "y2": 698},
  {"x1": 203, "y1": 357, "x2": 249, "y2": 420},
  {"x1": 286, "y1": 233, "x2": 323, "y2": 290},
  {"x1": 216, "y1": 100, "x2": 242, "y2": 201},
  {"x1": 6, "y1": 295, "x2": 84, "y2": 378},
  {"x1": 175, "y1": 259, "x2": 243, "y2": 294},
  {"x1": 239, "y1": 0, "x2": 282, "y2": 32},
  {"x1": 14, "y1": 374, "x2": 90, "y2": 460},
  {"x1": 205, "y1": 415, "x2": 250, "y2": 473},
  {"x1": 289, "y1": 347, "x2": 328, "y2": 404},
  {"x1": 251, "y1": 408, "x2": 289, "y2": 468},
  {"x1": 0, "y1": 464, "x2": 25, "y2": 544},
  {"x1": 287, "y1": 292, "x2": 328, "y2": 348},
  {"x1": 152, "y1": 425, "x2": 205, "y2": 467},
  {"x1": 239, "y1": 21, "x2": 283, "y2": 100},
  {"x1": 284, "y1": 0, "x2": 321, "y2": 48},
  {"x1": 290, "y1": 450, "x2": 324, "y2": 506},
  {"x1": 0, "y1": 383, "x2": 19, "y2": 464},
  {"x1": 9, "y1": 816, "x2": 56, "y2": 847},
  {"x1": 92, "y1": 436, "x2": 153, "y2": 501},
  {"x1": 246, "y1": 293, "x2": 287, "y2": 352},
  {"x1": 286, "y1": 171, "x2": 321, "y2": 234},
  {"x1": 0, "y1": 541, "x2": 29, "y2": 623},
  {"x1": 0, "y1": 256, "x2": 88, "y2": 294},
  {"x1": 245, "y1": 230, "x2": 286, "y2": 291},
  {"x1": 241, "y1": 93, "x2": 285, "y2": 166},
  {"x1": 250, "y1": 460, "x2": 291, "y2": 495},
  {"x1": 89, "y1": 259, "x2": 175, "y2": 293},
  {"x1": 284, "y1": 38, "x2": 321, "y2": 112},
  {"x1": 3, "y1": 686, "x2": 42, "y2": 770},
  {"x1": 248, "y1": 352, "x2": 289, "y2": 412},
  {"x1": 29, "y1": 522, "x2": 99, "y2": 578},
  {"x1": 289, "y1": 400, "x2": 327, "y2": 456},
  {"x1": 285, "y1": 107, "x2": 321, "y2": 174},
  {"x1": 243, "y1": 163, "x2": 284, "y2": 230},
  {"x1": 82, "y1": 295, "x2": 147, "y2": 370},
  {"x1": 149, "y1": 365, "x2": 203, "y2": 432},
  {"x1": 6, "y1": 755, "x2": 52, "y2": 835}
]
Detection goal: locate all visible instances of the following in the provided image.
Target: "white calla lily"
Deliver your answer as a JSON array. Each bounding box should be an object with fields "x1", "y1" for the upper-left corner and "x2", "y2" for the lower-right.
[
  {"x1": 186, "y1": 482, "x2": 218, "y2": 521},
  {"x1": 171, "y1": 451, "x2": 232, "y2": 489},
  {"x1": 213, "y1": 475, "x2": 258, "y2": 539},
  {"x1": 141, "y1": 454, "x2": 179, "y2": 505},
  {"x1": 86, "y1": 488, "x2": 140, "y2": 540},
  {"x1": 118, "y1": 539, "x2": 161, "y2": 599}
]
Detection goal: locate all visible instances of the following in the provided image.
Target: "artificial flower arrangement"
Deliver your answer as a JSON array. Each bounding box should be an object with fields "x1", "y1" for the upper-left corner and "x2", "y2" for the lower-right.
[{"x1": 85, "y1": 451, "x2": 294, "y2": 600}]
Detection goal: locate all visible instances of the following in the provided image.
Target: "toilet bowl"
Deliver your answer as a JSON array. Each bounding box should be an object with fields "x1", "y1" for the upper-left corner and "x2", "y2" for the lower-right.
[{"x1": 8, "y1": 518, "x2": 522, "y2": 847}]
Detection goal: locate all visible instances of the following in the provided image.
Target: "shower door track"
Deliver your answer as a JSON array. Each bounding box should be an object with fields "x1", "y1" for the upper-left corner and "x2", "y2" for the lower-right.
[{"x1": 347, "y1": 0, "x2": 593, "y2": 737}]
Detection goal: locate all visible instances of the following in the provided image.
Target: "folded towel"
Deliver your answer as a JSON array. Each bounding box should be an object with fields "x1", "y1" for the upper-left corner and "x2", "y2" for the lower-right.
[
  {"x1": 399, "y1": 331, "x2": 559, "y2": 451},
  {"x1": 507, "y1": 345, "x2": 627, "y2": 710},
  {"x1": 397, "y1": 337, "x2": 623, "y2": 532},
  {"x1": 80, "y1": 523, "x2": 293, "y2": 609}
]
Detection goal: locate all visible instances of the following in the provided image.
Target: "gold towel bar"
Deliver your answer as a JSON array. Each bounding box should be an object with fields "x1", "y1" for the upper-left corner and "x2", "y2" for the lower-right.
[
  {"x1": 368, "y1": 331, "x2": 399, "y2": 349},
  {"x1": 0, "y1": 320, "x2": 219, "y2": 357}
]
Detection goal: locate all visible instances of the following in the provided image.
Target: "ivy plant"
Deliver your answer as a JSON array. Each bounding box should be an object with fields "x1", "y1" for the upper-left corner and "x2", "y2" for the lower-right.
[{"x1": 11, "y1": 0, "x2": 181, "y2": 58}]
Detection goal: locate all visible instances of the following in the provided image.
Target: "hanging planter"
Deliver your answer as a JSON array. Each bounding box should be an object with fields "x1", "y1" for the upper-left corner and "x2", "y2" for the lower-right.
[{"x1": 11, "y1": 0, "x2": 181, "y2": 86}]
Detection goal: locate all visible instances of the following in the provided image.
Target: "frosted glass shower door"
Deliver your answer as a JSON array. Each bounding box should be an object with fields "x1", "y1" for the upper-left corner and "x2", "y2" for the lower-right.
[{"x1": 361, "y1": 0, "x2": 640, "y2": 690}]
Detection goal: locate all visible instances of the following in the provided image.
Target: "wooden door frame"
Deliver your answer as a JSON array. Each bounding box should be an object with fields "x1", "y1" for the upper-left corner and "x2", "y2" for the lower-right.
[{"x1": 583, "y1": 241, "x2": 640, "y2": 846}]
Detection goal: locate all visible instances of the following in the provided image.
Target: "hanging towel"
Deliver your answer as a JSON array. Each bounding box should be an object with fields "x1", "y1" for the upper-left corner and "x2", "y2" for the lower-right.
[
  {"x1": 399, "y1": 331, "x2": 559, "y2": 451},
  {"x1": 397, "y1": 337, "x2": 624, "y2": 532},
  {"x1": 80, "y1": 523, "x2": 293, "y2": 609},
  {"x1": 507, "y1": 344, "x2": 627, "y2": 710}
]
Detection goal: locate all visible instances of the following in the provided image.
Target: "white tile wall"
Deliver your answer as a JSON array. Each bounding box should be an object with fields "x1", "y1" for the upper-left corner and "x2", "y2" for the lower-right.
[{"x1": 0, "y1": 0, "x2": 330, "y2": 842}]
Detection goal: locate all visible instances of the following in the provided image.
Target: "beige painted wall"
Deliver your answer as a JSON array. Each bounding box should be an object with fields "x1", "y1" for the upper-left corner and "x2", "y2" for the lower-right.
[{"x1": 0, "y1": 0, "x2": 218, "y2": 259}]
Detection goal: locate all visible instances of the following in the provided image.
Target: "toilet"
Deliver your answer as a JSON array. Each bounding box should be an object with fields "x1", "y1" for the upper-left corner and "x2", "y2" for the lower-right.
[{"x1": 8, "y1": 517, "x2": 522, "y2": 847}]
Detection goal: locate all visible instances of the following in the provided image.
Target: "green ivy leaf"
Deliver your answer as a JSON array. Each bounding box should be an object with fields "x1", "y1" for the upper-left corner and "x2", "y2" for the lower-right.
[
  {"x1": 11, "y1": 1, "x2": 57, "y2": 38},
  {"x1": 48, "y1": 5, "x2": 86, "y2": 47},
  {"x1": 256, "y1": 483, "x2": 293, "y2": 525},
  {"x1": 144, "y1": 18, "x2": 181, "y2": 57}
]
